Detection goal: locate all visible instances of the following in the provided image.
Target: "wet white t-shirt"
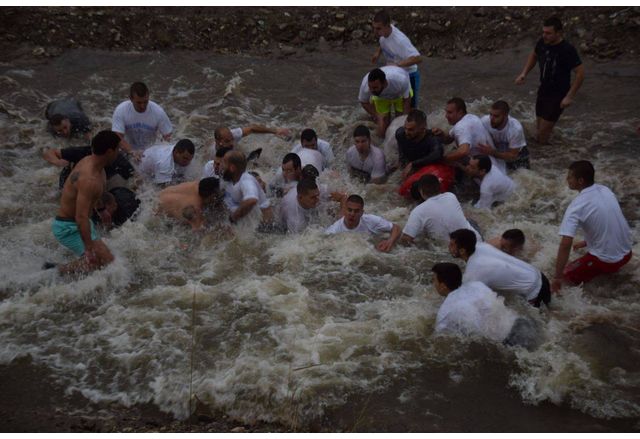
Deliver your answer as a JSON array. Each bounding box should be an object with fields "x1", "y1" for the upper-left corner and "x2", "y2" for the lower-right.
[
  {"x1": 449, "y1": 113, "x2": 495, "y2": 157},
  {"x1": 403, "y1": 192, "x2": 481, "y2": 242},
  {"x1": 291, "y1": 138, "x2": 334, "y2": 169},
  {"x1": 475, "y1": 166, "x2": 516, "y2": 209},
  {"x1": 222, "y1": 172, "x2": 270, "y2": 213},
  {"x1": 278, "y1": 186, "x2": 318, "y2": 233},
  {"x1": 139, "y1": 143, "x2": 189, "y2": 184},
  {"x1": 559, "y1": 184, "x2": 632, "y2": 263},
  {"x1": 358, "y1": 65, "x2": 411, "y2": 102},
  {"x1": 379, "y1": 25, "x2": 420, "y2": 74},
  {"x1": 202, "y1": 160, "x2": 220, "y2": 179},
  {"x1": 112, "y1": 100, "x2": 172, "y2": 151},
  {"x1": 463, "y1": 243, "x2": 542, "y2": 301},
  {"x1": 325, "y1": 214, "x2": 393, "y2": 235},
  {"x1": 435, "y1": 281, "x2": 518, "y2": 342},
  {"x1": 345, "y1": 144, "x2": 387, "y2": 179},
  {"x1": 295, "y1": 147, "x2": 325, "y2": 173},
  {"x1": 481, "y1": 115, "x2": 526, "y2": 174}
]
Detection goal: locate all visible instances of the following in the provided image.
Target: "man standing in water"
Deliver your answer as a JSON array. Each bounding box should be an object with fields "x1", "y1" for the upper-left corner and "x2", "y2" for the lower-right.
[
  {"x1": 515, "y1": 17, "x2": 584, "y2": 144},
  {"x1": 552, "y1": 161, "x2": 632, "y2": 292},
  {"x1": 49, "y1": 130, "x2": 120, "y2": 275}
]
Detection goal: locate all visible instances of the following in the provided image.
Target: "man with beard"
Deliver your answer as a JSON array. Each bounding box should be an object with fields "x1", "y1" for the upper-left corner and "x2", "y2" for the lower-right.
[
  {"x1": 479, "y1": 100, "x2": 530, "y2": 173},
  {"x1": 220, "y1": 150, "x2": 272, "y2": 224},
  {"x1": 358, "y1": 66, "x2": 412, "y2": 137},
  {"x1": 395, "y1": 109, "x2": 444, "y2": 180}
]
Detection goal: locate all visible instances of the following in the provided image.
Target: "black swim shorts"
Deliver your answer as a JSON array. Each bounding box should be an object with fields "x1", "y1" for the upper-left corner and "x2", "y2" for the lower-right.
[{"x1": 536, "y1": 93, "x2": 564, "y2": 123}]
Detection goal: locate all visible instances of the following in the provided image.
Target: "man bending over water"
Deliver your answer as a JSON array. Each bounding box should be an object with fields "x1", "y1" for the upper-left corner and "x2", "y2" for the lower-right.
[
  {"x1": 157, "y1": 177, "x2": 225, "y2": 231},
  {"x1": 49, "y1": 131, "x2": 120, "y2": 275}
]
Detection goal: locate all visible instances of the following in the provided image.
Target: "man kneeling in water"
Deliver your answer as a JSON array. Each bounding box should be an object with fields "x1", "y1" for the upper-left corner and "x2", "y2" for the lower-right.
[
  {"x1": 432, "y1": 263, "x2": 540, "y2": 350},
  {"x1": 157, "y1": 177, "x2": 226, "y2": 231},
  {"x1": 48, "y1": 131, "x2": 120, "y2": 275}
]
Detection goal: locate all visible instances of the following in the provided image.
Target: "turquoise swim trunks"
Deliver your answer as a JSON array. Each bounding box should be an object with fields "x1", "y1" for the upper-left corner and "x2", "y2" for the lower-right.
[{"x1": 52, "y1": 217, "x2": 99, "y2": 256}]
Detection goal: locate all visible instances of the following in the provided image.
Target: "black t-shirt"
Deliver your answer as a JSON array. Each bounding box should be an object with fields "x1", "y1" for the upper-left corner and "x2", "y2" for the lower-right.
[
  {"x1": 396, "y1": 127, "x2": 444, "y2": 169},
  {"x1": 58, "y1": 147, "x2": 134, "y2": 188},
  {"x1": 45, "y1": 98, "x2": 92, "y2": 136},
  {"x1": 535, "y1": 38, "x2": 582, "y2": 96},
  {"x1": 109, "y1": 187, "x2": 141, "y2": 227}
]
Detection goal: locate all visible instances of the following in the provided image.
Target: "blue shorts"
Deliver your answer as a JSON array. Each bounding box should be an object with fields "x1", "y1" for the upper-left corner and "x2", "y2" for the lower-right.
[{"x1": 52, "y1": 217, "x2": 99, "y2": 256}]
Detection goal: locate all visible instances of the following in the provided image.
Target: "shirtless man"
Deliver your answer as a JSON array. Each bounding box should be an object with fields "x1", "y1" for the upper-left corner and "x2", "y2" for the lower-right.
[
  {"x1": 157, "y1": 177, "x2": 225, "y2": 231},
  {"x1": 49, "y1": 130, "x2": 120, "y2": 275}
]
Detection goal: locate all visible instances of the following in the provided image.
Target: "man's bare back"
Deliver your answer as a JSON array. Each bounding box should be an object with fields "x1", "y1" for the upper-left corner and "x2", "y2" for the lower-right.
[
  {"x1": 158, "y1": 181, "x2": 204, "y2": 229},
  {"x1": 57, "y1": 155, "x2": 106, "y2": 219}
]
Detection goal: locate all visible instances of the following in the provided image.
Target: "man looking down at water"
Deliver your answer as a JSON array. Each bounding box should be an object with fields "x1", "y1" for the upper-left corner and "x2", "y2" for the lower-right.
[
  {"x1": 270, "y1": 152, "x2": 303, "y2": 197},
  {"x1": 139, "y1": 139, "x2": 195, "y2": 186},
  {"x1": 552, "y1": 161, "x2": 632, "y2": 293},
  {"x1": 278, "y1": 177, "x2": 322, "y2": 233},
  {"x1": 112, "y1": 82, "x2": 172, "y2": 155},
  {"x1": 515, "y1": 17, "x2": 584, "y2": 145},
  {"x1": 401, "y1": 174, "x2": 481, "y2": 245},
  {"x1": 358, "y1": 66, "x2": 412, "y2": 137},
  {"x1": 479, "y1": 100, "x2": 530, "y2": 173},
  {"x1": 48, "y1": 130, "x2": 120, "y2": 275},
  {"x1": 157, "y1": 177, "x2": 225, "y2": 231},
  {"x1": 210, "y1": 124, "x2": 292, "y2": 156},
  {"x1": 371, "y1": 10, "x2": 422, "y2": 108},
  {"x1": 466, "y1": 155, "x2": 516, "y2": 209},
  {"x1": 395, "y1": 109, "x2": 443, "y2": 180},
  {"x1": 449, "y1": 229, "x2": 551, "y2": 308},
  {"x1": 487, "y1": 229, "x2": 540, "y2": 262},
  {"x1": 325, "y1": 194, "x2": 401, "y2": 252},
  {"x1": 290, "y1": 128, "x2": 334, "y2": 171},
  {"x1": 431, "y1": 263, "x2": 539, "y2": 349},
  {"x1": 45, "y1": 97, "x2": 92, "y2": 141},
  {"x1": 221, "y1": 150, "x2": 272, "y2": 224},
  {"x1": 346, "y1": 125, "x2": 388, "y2": 184}
]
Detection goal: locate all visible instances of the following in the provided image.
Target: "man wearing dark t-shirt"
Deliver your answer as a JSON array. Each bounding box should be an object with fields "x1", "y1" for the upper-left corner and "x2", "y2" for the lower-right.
[
  {"x1": 395, "y1": 109, "x2": 444, "y2": 180},
  {"x1": 515, "y1": 17, "x2": 584, "y2": 144},
  {"x1": 42, "y1": 145, "x2": 134, "y2": 189},
  {"x1": 45, "y1": 98, "x2": 92, "y2": 140}
]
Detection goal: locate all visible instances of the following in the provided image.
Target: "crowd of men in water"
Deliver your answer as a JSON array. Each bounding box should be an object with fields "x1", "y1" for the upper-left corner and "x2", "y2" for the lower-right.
[{"x1": 42, "y1": 11, "x2": 633, "y2": 347}]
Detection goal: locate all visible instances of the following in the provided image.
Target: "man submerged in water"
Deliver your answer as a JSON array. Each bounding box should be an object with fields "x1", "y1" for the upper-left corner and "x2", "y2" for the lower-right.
[{"x1": 48, "y1": 130, "x2": 120, "y2": 275}]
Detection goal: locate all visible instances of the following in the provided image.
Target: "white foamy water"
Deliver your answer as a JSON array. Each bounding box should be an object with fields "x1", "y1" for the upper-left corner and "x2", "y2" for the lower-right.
[{"x1": 0, "y1": 47, "x2": 639, "y2": 430}]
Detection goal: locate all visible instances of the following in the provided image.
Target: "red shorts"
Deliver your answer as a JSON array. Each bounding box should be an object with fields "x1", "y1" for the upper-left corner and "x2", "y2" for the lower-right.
[{"x1": 563, "y1": 251, "x2": 632, "y2": 285}]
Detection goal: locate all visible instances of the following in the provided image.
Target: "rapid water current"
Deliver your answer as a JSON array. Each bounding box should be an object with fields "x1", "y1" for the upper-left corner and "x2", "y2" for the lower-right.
[{"x1": 0, "y1": 46, "x2": 639, "y2": 431}]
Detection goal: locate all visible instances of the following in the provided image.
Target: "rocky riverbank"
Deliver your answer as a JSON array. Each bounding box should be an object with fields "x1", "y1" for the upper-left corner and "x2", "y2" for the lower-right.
[{"x1": 1, "y1": 6, "x2": 639, "y2": 61}]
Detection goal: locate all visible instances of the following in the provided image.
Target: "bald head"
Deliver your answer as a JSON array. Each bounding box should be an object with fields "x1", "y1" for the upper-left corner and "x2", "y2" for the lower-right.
[{"x1": 214, "y1": 126, "x2": 235, "y2": 148}]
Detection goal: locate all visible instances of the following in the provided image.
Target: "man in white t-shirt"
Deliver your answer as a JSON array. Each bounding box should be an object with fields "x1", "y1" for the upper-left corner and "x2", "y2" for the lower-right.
[
  {"x1": 290, "y1": 128, "x2": 334, "y2": 171},
  {"x1": 111, "y1": 82, "x2": 172, "y2": 154},
  {"x1": 202, "y1": 146, "x2": 232, "y2": 180},
  {"x1": 358, "y1": 66, "x2": 412, "y2": 137},
  {"x1": 479, "y1": 100, "x2": 530, "y2": 173},
  {"x1": 431, "y1": 263, "x2": 539, "y2": 349},
  {"x1": 371, "y1": 10, "x2": 422, "y2": 108},
  {"x1": 269, "y1": 152, "x2": 303, "y2": 198},
  {"x1": 278, "y1": 178, "x2": 322, "y2": 233},
  {"x1": 209, "y1": 124, "x2": 292, "y2": 158},
  {"x1": 433, "y1": 97, "x2": 495, "y2": 164},
  {"x1": 401, "y1": 174, "x2": 481, "y2": 245},
  {"x1": 449, "y1": 228, "x2": 551, "y2": 307},
  {"x1": 552, "y1": 160, "x2": 633, "y2": 292},
  {"x1": 221, "y1": 150, "x2": 272, "y2": 224},
  {"x1": 325, "y1": 194, "x2": 401, "y2": 252},
  {"x1": 466, "y1": 155, "x2": 516, "y2": 209},
  {"x1": 139, "y1": 139, "x2": 195, "y2": 186},
  {"x1": 346, "y1": 125, "x2": 388, "y2": 184}
]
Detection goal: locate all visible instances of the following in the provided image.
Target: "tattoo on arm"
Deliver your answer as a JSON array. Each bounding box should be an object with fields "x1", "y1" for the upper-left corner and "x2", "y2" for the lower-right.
[
  {"x1": 70, "y1": 172, "x2": 80, "y2": 183},
  {"x1": 182, "y1": 206, "x2": 196, "y2": 221}
]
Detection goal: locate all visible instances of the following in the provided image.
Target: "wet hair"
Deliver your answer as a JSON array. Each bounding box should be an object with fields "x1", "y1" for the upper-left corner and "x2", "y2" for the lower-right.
[
  {"x1": 417, "y1": 174, "x2": 440, "y2": 197},
  {"x1": 474, "y1": 155, "x2": 492, "y2": 173},
  {"x1": 282, "y1": 152, "x2": 302, "y2": 169},
  {"x1": 502, "y1": 229, "x2": 525, "y2": 247},
  {"x1": 568, "y1": 160, "x2": 595, "y2": 186},
  {"x1": 544, "y1": 16, "x2": 563, "y2": 32},
  {"x1": 173, "y1": 139, "x2": 195, "y2": 155},
  {"x1": 353, "y1": 125, "x2": 371, "y2": 139},
  {"x1": 491, "y1": 100, "x2": 510, "y2": 114},
  {"x1": 91, "y1": 130, "x2": 120, "y2": 155},
  {"x1": 301, "y1": 164, "x2": 319, "y2": 180},
  {"x1": 346, "y1": 194, "x2": 364, "y2": 207},
  {"x1": 198, "y1": 177, "x2": 220, "y2": 198},
  {"x1": 129, "y1": 82, "x2": 149, "y2": 98},
  {"x1": 214, "y1": 126, "x2": 230, "y2": 141},
  {"x1": 368, "y1": 68, "x2": 386, "y2": 83},
  {"x1": 300, "y1": 128, "x2": 318, "y2": 143},
  {"x1": 297, "y1": 177, "x2": 318, "y2": 195},
  {"x1": 49, "y1": 114, "x2": 68, "y2": 126},
  {"x1": 447, "y1": 97, "x2": 467, "y2": 114},
  {"x1": 431, "y1": 263, "x2": 462, "y2": 291},
  {"x1": 406, "y1": 109, "x2": 427, "y2": 126},
  {"x1": 373, "y1": 10, "x2": 391, "y2": 26},
  {"x1": 225, "y1": 150, "x2": 247, "y2": 173},
  {"x1": 215, "y1": 146, "x2": 232, "y2": 159},
  {"x1": 449, "y1": 229, "x2": 477, "y2": 256}
]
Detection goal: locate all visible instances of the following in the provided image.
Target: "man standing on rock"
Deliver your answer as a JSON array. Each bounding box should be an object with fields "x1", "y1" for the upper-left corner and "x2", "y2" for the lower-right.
[
  {"x1": 371, "y1": 10, "x2": 422, "y2": 108},
  {"x1": 515, "y1": 16, "x2": 584, "y2": 144}
]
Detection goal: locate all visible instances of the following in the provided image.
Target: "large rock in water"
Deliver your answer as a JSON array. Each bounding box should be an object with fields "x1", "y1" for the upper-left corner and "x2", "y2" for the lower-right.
[{"x1": 381, "y1": 115, "x2": 407, "y2": 166}]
